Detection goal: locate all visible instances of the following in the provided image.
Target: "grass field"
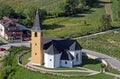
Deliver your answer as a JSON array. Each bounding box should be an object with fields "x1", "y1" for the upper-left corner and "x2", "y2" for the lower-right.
[
  {"x1": 12, "y1": 67, "x2": 114, "y2": 79},
  {"x1": 108, "y1": 67, "x2": 120, "y2": 75},
  {"x1": 0, "y1": 0, "x2": 65, "y2": 13},
  {"x1": 43, "y1": 6, "x2": 106, "y2": 38},
  {"x1": 77, "y1": 30, "x2": 120, "y2": 59},
  {"x1": 22, "y1": 52, "x2": 31, "y2": 65},
  {"x1": 110, "y1": 0, "x2": 120, "y2": 27},
  {"x1": 0, "y1": 46, "x2": 112, "y2": 79}
]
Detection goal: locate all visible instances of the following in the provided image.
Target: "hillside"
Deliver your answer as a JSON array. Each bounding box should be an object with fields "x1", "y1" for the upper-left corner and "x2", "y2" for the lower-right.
[{"x1": 0, "y1": 0, "x2": 66, "y2": 13}]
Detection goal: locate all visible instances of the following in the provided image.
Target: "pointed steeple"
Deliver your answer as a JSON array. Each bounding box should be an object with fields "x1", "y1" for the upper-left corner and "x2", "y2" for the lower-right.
[{"x1": 32, "y1": 10, "x2": 42, "y2": 32}]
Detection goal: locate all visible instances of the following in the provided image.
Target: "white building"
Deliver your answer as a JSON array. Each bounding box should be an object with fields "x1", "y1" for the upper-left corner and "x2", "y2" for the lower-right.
[{"x1": 43, "y1": 39, "x2": 82, "y2": 68}]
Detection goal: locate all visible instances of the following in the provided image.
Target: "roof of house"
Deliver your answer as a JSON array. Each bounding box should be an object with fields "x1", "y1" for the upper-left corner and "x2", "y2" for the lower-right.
[
  {"x1": 43, "y1": 38, "x2": 82, "y2": 56},
  {"x1": 60, "y1": 50, "x2": 74, "y2": 60},
  {"x1": 32, "y1": 10, "x2": 42, "y2": 32}
]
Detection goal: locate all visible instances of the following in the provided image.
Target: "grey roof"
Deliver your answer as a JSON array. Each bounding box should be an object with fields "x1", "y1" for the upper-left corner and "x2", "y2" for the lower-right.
[
  {"x1": 43, "y1": 38, "x2": 82, "y2": 55},
  {"x1": 69, "y1": 41, "x2": 82, "y2": 51},
  {"x1": 32, "y1": 10, "x2": 42, "y2": 32},
  {"x1": 45, "y1": 43, "x2": 61, "y2": 54},
  {"x1": 60, "y1": 50, "x2": 74, "y2": 60}
]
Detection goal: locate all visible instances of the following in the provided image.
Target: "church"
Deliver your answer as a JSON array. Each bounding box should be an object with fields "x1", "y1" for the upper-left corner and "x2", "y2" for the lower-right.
[{"x1": 31, "y1": 10, "x2": 82, "y2": 68}]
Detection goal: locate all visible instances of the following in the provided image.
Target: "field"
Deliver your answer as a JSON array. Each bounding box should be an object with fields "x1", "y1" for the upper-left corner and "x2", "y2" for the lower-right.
[
  {"x1": 43, "y1": 6, "x2": 105, "y2": 38},
  {"x1": 77, "y1": 30, "x2": 120, "y2": 59},
  {"x1": 13, "y1": 68, "x2": 114, "y2": 79},
  {"x1": 0, "y1": 46, "x2": 114, "y2": 79},
  {"x1": 110, "y1": 0, "x2": 120, "y2": 26},
  {"x1": 0, "y1": 0, "x2": 66, "y2": 13}
]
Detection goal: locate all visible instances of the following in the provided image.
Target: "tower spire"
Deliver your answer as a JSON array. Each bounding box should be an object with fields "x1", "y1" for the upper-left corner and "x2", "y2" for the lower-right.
[{"x1": 32, "y1": 10, "x2": 42, "y2": 32}]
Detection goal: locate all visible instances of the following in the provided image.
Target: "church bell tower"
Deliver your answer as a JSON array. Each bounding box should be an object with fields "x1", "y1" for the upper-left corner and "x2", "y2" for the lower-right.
[{"x1": 31, "y1": 10, "x2": 44, "y2": 65}]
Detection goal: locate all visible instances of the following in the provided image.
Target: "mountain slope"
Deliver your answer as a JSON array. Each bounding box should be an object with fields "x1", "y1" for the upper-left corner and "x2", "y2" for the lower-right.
[{"x1": 0, "y1": 0, "x2": 66, "y2": 12}]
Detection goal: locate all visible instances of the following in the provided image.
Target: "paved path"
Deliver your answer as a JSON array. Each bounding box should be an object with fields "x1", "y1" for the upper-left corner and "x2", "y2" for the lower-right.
[
  {"x1": 75, "y1": 28, "x2": 120, "y2": 39},
  {"x1": 25, "y1": 62, "x2": 100, "y2": 76},
  {"x1": 104, "y1": 72, "x2": 120, "y2": 78},
  {"x1": 82, "y1": 49, "x2": 120, "y2": 71},
  {"x1": 0, "y1": 41, "x2": 31, "y2": 50}
]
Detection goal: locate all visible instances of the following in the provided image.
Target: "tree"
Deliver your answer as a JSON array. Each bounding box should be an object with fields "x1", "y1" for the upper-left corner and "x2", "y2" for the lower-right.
[
  {"x1": 22, "y1": 8, "x2": 47, "y2": 28},
  {"x1": 99, "y1": 14, "x2": 112, "y2": 31},
  {"x1": 0, "y1": 3, "x2": 15, "y2": 19},
  {"x1": 64, "y1": 0, "x2": 79, "y2": 16},
  {"x1": 85, "y1": 0, "x2": 98, "y2": 7}
]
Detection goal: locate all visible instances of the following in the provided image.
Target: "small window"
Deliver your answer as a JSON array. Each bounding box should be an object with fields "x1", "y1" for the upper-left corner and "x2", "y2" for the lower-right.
[
  {"x1": 50, "y1": 59, "x2": 52, "y2": 61},
  {"x1": 35, "y1": 43, "x2": 37, "y2": 46},
  {"x1": 34, "y1": 32, "x2": 37, "y2": 37},
  {"x1": 35, "y1": 53, "x2": 37, "y2": 55},
  {"x1": 76, "y1": 53, "x2": 79, "y2": 62},
  {"x1": 65, "y1": 61, "x2": 67, "y2": 64}
]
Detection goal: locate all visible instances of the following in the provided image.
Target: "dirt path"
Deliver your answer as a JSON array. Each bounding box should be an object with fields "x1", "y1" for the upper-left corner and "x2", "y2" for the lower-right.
[{"x1": 102, "y1": 0, "x2": 113, "y2": 20}]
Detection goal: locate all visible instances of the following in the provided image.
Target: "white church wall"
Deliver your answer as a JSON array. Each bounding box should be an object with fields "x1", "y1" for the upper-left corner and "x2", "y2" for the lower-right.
[
  {"x1": 54, "y1": 53, "x2": 61, "y2": 68},
  {"x1": 69, "y1": 50, "x2": 82, "y2": 65},
  {"x1": 61, "y1": 60, "x2": 73, "y2": 68},
  {"x1": 44, "y1": 53, "x2": 54, "y2": 68},
  {"x1": 44, "y1": 53, "x2": 61, "y2": 68}
]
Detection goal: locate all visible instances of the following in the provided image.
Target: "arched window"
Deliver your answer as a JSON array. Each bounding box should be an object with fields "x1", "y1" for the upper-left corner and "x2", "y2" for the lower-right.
[
  {"x1": 76, "y1": 53, "x2": 79, "y2": 62},
  {"x1": 34, "y1": 32, "x2": 37, "y2": 37}
]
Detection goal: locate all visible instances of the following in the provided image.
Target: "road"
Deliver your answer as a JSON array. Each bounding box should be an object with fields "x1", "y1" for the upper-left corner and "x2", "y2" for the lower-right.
[
  {"x1": 0, "y1": 41, "x2": 31, "y2": 50},
  {"x1": 82, "y1": 49, "x2": 120, "y2": 71},
  {"x1": 75, "y1": 28, "x2": 120, "y2": 39}
]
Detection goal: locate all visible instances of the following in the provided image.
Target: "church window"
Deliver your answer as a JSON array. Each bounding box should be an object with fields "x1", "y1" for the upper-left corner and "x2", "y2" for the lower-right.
[
  {"x1": 76, "y1": 53, "x2": 79, "y2": 62},
  {"x1": 50, "y1": 59, "x2": 52, "y2": 61},
  {"x1": 35, "y1": 32, "x2": 37, "y2": 37},
  {"x1": 65, "y1": 61, "x2": 67, "y2": 64}
]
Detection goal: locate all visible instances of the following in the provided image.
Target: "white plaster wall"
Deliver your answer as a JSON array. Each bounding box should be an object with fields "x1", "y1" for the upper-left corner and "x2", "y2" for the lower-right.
[
  {"x1": 54, "y1": 53, "x2": 61, "y2": 68},
  {"x1": 61, "y1": 60, "x2": 73, "y2": 68},
  {"x1": 44, "y1": 53, "x2": 61, "y2": 68},
  {"x1": 69, "y1": 50, "x2": 82, "y2": 65},
  {"x1": 0, "y1": 24, "x2": 5, "y2": 37},
  {"x1": 44, "y1": 53, "x2": 54, "y2": 68}
]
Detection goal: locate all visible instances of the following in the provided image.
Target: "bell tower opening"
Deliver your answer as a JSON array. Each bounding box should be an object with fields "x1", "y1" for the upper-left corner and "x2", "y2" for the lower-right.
[{"x1": 34, "y1": 32, "x2": 37, "y2": 37}]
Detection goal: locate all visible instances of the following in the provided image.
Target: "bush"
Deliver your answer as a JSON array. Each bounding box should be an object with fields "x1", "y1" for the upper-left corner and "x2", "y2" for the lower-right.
[{"x1": 98, "y1": 14, "x2": 112, "y2": 31}]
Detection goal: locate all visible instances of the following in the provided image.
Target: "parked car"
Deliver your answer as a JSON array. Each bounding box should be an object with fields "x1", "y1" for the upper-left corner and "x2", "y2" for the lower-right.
[{"x1": 0, "y1": 48, "x2": 6, "y2": 51}]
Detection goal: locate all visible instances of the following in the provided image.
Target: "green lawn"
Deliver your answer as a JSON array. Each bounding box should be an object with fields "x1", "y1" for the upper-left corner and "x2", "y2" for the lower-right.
[
  {"x1": 110, "y1": 0, "x2": 120, "y2": 27},
  {"x1": 22, "y1": 52, "x2": 31, "y2": 65},
  {"x1": 0, "y1": 0, "x2": 65, "y2": 13},
  {"x1": 56, "y1": 72, "x2": 89, "y2": 75},
  {"x1": 77, "y1": 30, "x2": 120, "y2": 59},
  {"x1": 81, "y1": 56, "x2": 102, "y2": 71},
  {"x1": 43, "y1": 6, "x2": 106, "y2": 38},
  {"x1": 12, "y1": 67, "x2": 114, "y2": 79},
  {"x1": 108, "y1": 67, "x2": 120, "y2": 75}
]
